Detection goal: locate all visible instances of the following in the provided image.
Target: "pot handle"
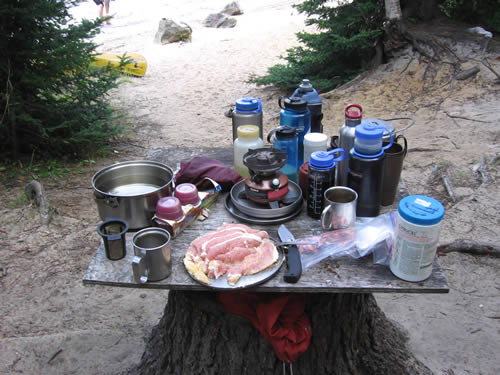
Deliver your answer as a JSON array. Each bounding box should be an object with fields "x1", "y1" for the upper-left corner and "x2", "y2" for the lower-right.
[
  {"x1": 94, "y1": 193, "x2": 120, "y2": 208},
  {"x1": 132, "y1": 255, "x2": 149, "y2": 284}
]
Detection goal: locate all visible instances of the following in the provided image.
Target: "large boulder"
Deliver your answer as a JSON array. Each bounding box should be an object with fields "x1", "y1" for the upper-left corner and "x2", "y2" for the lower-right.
[
  {"x1": 154, "y1": 18, "x2": 192, "y2": 45},
  {"x1": 203, "y1": 13, "x2": 237, "y2": 28},
  {"x1": 222, "y1": 2, "x2": 243, "y2": 16}
]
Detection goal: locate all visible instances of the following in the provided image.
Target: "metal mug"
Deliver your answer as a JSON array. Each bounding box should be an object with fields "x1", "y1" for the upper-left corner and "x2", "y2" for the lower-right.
[
  {"x1": 320, "y1": 187, "x2": 358, "y2": 231},
  {"x1": 132, "y1": 227, "x2": 172, "y2": 283}
]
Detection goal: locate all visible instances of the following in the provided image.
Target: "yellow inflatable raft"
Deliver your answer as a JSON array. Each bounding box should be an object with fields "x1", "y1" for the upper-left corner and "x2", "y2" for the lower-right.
[{"x1": 90, "y1": 53, "x2": 147, "y2": 77}]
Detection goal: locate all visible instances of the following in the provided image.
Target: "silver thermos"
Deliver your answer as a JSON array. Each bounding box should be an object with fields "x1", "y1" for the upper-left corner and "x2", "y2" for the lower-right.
[{"x1": 336, "y1": 104, "x2": 363, "y2": 186}]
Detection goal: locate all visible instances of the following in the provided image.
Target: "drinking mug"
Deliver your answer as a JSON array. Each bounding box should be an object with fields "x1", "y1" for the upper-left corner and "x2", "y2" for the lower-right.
[
  {"x1": 320, "y1": 187, "x2": 358, "y2": 231},
  {"x1": 132, "y1": 227, "x2": 171, "y2": 283}
]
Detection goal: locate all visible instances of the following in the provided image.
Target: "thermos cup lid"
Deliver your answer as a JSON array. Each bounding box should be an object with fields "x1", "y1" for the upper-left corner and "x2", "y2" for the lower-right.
[
  {"x1": 174, "y1": 183, "x2": 200, "y2": 206},
  {"x1": 355, "y1": 122, "x2": 385, "y2": 140},
  {"x1": 156, "y1": 196, "x2": 184, "y2": 221},
  {"x1": 235, "y1": 97, "x2": 262, "y2": 112},
  {"x1": 237, "y1": 125, "x2": 260, "y2": 139},
  {"x1": 398, "y1": 195, "x2": 445, "y2": 226}
]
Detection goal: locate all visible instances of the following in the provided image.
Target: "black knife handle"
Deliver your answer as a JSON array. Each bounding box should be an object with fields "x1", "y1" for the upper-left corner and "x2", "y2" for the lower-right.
[{"x1": 284, "y1": 245, "x2": 302, "y2": 283}]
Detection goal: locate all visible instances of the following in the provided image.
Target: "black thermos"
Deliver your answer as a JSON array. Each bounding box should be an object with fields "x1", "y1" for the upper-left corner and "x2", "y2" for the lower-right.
[{"x1": 347, "y1": 122, "x2": 393, "y2": 217}]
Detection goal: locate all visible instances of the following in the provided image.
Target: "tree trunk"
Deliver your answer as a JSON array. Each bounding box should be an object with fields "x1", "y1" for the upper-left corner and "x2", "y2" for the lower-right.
[
  {"x1": 384, "y1": 0, "x2": 402, "y2": 20},
  {"x1": 132, "y1": 291, "x2": 432, "y2": 375}
]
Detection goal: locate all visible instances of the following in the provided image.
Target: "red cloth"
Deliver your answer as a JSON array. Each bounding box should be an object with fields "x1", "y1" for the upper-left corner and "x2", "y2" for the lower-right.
[
  {"x1": 175, "y1": 156, "x2": 242, "y2": 192},
  {"x1": 217, "y1": 292, "x2": 312, "y2": 363}
]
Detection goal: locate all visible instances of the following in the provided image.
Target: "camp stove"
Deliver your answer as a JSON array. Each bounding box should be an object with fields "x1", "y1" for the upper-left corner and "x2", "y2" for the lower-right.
[{"x1": 240, "y1": 148, "x2": 290, "y2": 209}]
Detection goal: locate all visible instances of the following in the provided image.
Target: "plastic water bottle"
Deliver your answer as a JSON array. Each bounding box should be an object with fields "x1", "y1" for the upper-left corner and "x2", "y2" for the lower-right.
[
  {"x1": 279, "y1": 96, "x2": 311, "y2": 166},
  {"x1": 291, "y1": 79, "x2": 323, "y2": 133},
  {"x1": 230, "y1": 97, "x2": 263, "y2": 141},
  {"x1": 269, "y1": 126, "x2": 299, "y2": 183},
  {"x1": 347, "y1": 121, "x2": 393, "y2": 217},
  {"x1": 303, "y1": 132, "x2": 329, "y2": 163},
  {"x1": 307, "y1": 148, "x2": 345, "y2": 218},
  {"x1": 233, "y1": 125, "x2": 264, "y2": 178}
]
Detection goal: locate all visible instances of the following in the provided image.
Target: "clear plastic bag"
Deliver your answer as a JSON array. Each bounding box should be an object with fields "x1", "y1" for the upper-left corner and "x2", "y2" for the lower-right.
[{"x1": 297, "y1": 211, "x2": 397, "y2": 270}]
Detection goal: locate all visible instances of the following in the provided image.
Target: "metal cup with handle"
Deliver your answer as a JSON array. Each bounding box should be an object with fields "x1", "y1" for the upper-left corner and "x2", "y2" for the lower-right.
[
  {"x1": 320, "y1": 186, "x2": 358, "y2": 231},
  {"x1": 132, "y1": 227, "x2": 172, "y2": 283}
]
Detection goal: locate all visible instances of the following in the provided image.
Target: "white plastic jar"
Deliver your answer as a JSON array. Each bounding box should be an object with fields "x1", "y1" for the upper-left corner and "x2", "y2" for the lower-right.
[
  {"x1": 303, "y1": 132, "x2": 329, "y2": 163},
  {"x1": 390, "y1": 195, "x2": 445, "y2": 282},
  {"x1": 233, "y1": 125, "x2": 263, "y2": 178}
]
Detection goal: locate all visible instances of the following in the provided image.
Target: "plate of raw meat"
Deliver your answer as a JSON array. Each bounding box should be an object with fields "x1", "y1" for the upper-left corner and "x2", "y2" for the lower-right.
[{"x1": 183, "y1": 223, "x2": 284, "y2": 289}]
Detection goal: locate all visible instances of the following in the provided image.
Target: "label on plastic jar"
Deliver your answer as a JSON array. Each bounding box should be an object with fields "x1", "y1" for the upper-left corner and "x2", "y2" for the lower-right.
[{"x1": 389, "y1": 195, "x2": 445, "y2": 282}]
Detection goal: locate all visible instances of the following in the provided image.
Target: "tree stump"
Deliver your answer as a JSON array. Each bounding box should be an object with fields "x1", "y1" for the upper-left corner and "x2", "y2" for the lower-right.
[{"x1": 133, "y1": 290, "x2": 432, "y2": 375}]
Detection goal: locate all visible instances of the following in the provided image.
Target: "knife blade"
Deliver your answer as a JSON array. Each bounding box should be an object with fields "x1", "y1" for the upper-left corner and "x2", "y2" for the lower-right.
[{"x1": 278, "y1": 224, "x2": 302, "y2": 283}]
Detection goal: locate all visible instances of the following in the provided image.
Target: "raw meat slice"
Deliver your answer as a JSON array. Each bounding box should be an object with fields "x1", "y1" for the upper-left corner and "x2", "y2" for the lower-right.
[{"x1": 184, "y1": 223, "x2": 279, "y2": 286}]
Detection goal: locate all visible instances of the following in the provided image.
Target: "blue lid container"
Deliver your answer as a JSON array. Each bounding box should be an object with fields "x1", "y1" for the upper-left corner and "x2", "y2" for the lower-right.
[
  {"x1": 310, "y1": 148, "x2": 345, "y2": 170},
  {"x1": 398, "y1": 195, "x2": 445, "y2": 226},
  {"x1": 235, "y1": 97, "x2": 262, "y2": 113}
]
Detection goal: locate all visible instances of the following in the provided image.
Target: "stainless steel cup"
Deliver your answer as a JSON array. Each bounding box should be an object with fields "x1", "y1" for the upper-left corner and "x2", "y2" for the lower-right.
[
  {"x1": 320, "y1": 187, "x2": 358, "y2": 231},
  {"x1": 132, "y1": 227, "x2": 171, "y2": 283}
]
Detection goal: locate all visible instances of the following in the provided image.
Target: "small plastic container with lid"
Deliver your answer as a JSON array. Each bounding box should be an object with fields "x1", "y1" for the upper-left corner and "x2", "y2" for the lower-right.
[
  {"x1": 233, "y1": 125, "x2": 264, "y2": 178},
  {"x1": 390, "y1": 195, "x2": 445, "y2": 282},
  {"x1": 155, "y1": 197, "x2": 184, "y2": 222},
  {"x1": 174, "y1": 183, "x2": 201, "y2": 206},
  {"x1": 303, "y1": 132, "x2": 329, "y2": 163}
]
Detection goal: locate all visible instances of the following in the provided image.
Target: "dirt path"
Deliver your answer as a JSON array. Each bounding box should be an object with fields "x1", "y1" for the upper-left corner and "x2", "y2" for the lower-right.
[{"x1": 1, "y1": 1, "x2": 499, "y2": 374}]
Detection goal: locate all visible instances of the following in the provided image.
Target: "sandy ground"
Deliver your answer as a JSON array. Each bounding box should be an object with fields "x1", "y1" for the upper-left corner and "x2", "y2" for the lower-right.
[{"x1": 1, "y1": 1, "x2": 499, "y2": 374}]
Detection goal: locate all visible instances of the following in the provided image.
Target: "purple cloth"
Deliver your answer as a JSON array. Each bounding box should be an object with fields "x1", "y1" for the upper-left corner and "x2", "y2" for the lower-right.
[{"x1": 175, "y1": 156, "x2": 242, "y2": 192}]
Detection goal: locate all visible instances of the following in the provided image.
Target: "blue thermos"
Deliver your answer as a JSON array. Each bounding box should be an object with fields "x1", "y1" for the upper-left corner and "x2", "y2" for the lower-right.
[
  {"x1": 267, "y1": 126, "x2": 299, "y2": 183},
  {"x1": 291, "y1": 79, "x2": 323, "y2": 133},
  {"x1": 278, "y1": 96, "x2": 311, "y2": 166}
]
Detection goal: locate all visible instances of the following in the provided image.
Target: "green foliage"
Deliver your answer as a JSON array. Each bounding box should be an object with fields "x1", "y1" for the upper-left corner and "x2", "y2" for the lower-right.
[
  {"x1": 250, "y1": 0, "x2": 384, "y2": 92},
  {"x1": 439, "y1": 0, "x2": 500, "y2": 32},
  {"x1": 0, "y1": 0, "x2": 125, "y2": 160}
]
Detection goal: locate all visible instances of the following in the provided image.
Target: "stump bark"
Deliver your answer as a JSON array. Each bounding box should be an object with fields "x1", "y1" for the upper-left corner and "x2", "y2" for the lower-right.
[{"x1": 133, "y1": 290, "x2": 432, "y2": 375}]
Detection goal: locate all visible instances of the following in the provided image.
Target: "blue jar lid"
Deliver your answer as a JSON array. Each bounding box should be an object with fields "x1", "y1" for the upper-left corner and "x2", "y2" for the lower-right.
[
  {"x1": 355, "y1": 121, "x2": 385, "y2": 140},
  {"x1": 398, "y1": 195, "x2": 445, "y2": 226},
  {"x1": 235, "y1": 97, "x2": 262, "y2": 112},
  {"x1": 310, "y1": 151, "x2": 334, "y2": 169}
]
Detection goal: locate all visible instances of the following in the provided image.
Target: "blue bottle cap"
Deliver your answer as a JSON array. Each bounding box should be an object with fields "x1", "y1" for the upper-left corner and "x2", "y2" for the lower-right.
[
  {"x1": 355, "y1": 121, "x2": 385, "y2": 140},
  {"x1": 398, "y1": 195, "x2": 445, "y2": 226},
  {"x1": 235, "y1": 97, "x2": 262, "y2": 112},
  {"x1": 310, "y1": 151, "x2": 334, "y2": 169}
]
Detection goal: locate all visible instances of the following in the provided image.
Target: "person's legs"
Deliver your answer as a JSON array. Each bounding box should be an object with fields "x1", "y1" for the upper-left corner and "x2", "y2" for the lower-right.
[{"x1": 104, "y1": 0, "x2": 110, "y2": 15}]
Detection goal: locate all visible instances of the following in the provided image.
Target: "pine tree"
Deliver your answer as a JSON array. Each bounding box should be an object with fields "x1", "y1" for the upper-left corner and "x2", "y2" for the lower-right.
[
  {"x1": 251, "y1": 0, "x2": 385, "y2": 92},
  {"x1": 0, "y1": 0, "x2": 123, "y2": 159}
]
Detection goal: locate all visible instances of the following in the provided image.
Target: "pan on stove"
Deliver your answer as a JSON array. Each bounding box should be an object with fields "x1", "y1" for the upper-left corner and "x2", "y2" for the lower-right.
[{"x1": 229, "y1": 180, "x2": 303, "y2": 219}]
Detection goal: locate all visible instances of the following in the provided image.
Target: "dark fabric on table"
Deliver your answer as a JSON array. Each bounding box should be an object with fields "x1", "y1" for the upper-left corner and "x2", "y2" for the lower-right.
[
  {"x1": 175, "y1": 156, "x2": 242, "y2": 192},
  {"x1": 217, "y1": 292, "x2": 311, "y2": 363}
]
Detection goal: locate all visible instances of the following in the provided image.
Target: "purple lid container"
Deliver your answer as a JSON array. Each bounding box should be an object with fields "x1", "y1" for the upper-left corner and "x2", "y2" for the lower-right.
[
  {"x1": 174, "y1": 183, "x2": 200, "y2": 206},
  {"x1": 156, "y1": 196, "x2": 184, "y2": 221}
]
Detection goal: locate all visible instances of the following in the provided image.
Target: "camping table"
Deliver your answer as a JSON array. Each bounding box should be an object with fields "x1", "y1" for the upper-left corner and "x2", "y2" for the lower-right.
[{"x1": 83, "y1": 147, "x2": 449, "y2": 375}]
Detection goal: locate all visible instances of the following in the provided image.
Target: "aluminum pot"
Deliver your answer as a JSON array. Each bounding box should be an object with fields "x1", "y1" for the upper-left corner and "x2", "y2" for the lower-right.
[{"x1": 92, "y1": 160, "x2": 174, "y2": 229}]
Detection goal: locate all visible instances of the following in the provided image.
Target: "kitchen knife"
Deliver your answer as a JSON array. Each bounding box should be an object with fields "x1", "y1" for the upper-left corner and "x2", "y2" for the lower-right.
[{"x1": 278, "y1": 224, "x2": 302, "y2": 283}]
